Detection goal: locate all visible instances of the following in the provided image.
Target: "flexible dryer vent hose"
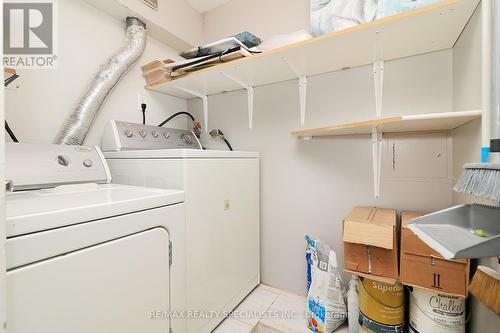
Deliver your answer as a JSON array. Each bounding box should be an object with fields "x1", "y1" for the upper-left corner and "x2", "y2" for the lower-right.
[{"x1": 55, "y1": 17, "x2": 147, "y2": 145}]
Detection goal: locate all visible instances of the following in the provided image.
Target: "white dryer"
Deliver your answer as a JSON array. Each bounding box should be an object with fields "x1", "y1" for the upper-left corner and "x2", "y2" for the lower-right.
[
  {"x1": 102, "y1": 121, "x2": 260, "y2": 333},
  {"x1": 5, "y1": 143, "x2": 186, "y2": 333}
]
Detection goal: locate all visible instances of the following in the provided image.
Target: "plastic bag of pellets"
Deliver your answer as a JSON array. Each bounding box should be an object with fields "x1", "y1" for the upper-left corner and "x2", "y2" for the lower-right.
[{"x1": 305, "y1": 236, "x2": 347, "y2": 332}]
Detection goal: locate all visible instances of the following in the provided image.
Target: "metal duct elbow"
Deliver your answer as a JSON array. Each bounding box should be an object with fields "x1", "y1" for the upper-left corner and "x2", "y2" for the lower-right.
[{"x1": 55, "y1": 17, "x2": 147, "y2": 145}]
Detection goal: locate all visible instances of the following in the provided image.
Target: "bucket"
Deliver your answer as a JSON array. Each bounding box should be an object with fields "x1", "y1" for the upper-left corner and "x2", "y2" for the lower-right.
[
  {"x1": 358, "y1": 278, "x2": 404, "y2": 333},
  {"x1": 409, "y1": 288, "x2": 465, "y2": 333}
]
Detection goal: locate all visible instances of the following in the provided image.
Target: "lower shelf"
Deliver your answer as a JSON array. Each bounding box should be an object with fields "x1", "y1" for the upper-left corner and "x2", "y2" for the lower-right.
[{"x1": 291, "y1": 110, "x2": 482, "y2": 137}]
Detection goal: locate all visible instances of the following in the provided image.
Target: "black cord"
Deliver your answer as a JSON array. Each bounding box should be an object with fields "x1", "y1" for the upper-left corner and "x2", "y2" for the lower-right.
[
  {"x1": 5, "y1": 72, "x2": 20, "y2": 142},
  {"x1": 158, "y1": 111, "x2": 196, "y2": 127},
  {"x1": 223, "y1": 138, "x2": 233, "y2": 151},
  {"x1": 216, "y1": 129, "x2": 233, "y2": 151},
  {"x1": 4, "y1": 74, "x2": 19, "y2": 87},
  {"x1": 5, "y1": 121, "x2": 19, "y2": 142},
  {"x1": 141, "y1": 103, "x2": 147, "y2": 125},
  {"x1": 172, "y1": 47, "x2": 240, "y2": 72}
]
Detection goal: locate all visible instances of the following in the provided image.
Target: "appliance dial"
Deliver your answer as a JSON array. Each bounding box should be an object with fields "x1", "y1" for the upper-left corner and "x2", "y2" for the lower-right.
[
  {"x1": 151, "y1": 131, "x2": 159, "y2": 138},
  {"x1": 163, "y1": 132, "x2": 170, "y2": 139},
  {"x1": 139, "y1": 130, "x2": 147, "y2": 138},
  {"x1": 57, "y1": 155, "x2": 70, "y2": 166},
  {"x1": 182, "y1": 133, "x2": 193, "y2": 144},
  {"x1": 124, "y1": 129, "x2": 133, "y2": 138}
]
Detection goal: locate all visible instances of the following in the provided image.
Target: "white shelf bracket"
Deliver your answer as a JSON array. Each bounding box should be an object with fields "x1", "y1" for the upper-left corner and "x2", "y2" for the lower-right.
[
  {"x1": 281, "y1": 57, "x2": 308, "y2": 125},
  {"x1": 371, "y1": 126, "x2": 383, "y2": 198},
  {"x1": 172, "y1": 85, "x2": 209, "y2": 132},
  {"x1": 201, "y1": 95, "x2": 208, "y2": 133},
  {"x1": 373, "y1": 32, "x2": 385, "y2": 118},
  {"x1": 373, "y1": 60, "x2": 384, "y2": 117},
  {"x1": 221, "y1": 72, "x2": 255, "y2": 129},
  {"x1": 298, "y1": 76, "x2": 308, "y2": 125},
  {"x1": 247, "y1": 86, "x2": 255, "y2": 129}
]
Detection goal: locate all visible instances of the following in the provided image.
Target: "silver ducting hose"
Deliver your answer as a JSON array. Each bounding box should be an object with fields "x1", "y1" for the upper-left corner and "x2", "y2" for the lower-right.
[{"x1": 55, "y1": 17, "x2": 147, "y2": 145}]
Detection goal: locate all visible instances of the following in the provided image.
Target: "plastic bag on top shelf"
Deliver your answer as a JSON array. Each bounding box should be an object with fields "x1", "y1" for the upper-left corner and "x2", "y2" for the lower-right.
[
  {"x1": 310, "y1": 0, "x2": 442, "y2": 36},
  {"x1": 376, "y1": 0, "x2": 442, "y2": 19},
  {"x1": 310, "y1": 0, "x2": 378, "y2": 36},
  {"x1": 305, "y1": 235, "x2": 347, "y2": 332}
]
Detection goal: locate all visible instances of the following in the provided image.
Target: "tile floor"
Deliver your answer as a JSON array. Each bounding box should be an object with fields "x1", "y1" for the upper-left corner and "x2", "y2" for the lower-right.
[{"x1": 213, "y1": 284, "x2": 349, "y2": 333}]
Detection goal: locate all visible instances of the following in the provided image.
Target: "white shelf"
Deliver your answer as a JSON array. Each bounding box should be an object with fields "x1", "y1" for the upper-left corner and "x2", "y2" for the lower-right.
[
  {"x1": 291, "y1": 110, "x2": 482, "y2": 198},
  {"x1": 291, "y1": 111, "x2": 482, "y2": 137},
  {"x1": 147, "y1": 0, "x2": 480, "y2": 99}
]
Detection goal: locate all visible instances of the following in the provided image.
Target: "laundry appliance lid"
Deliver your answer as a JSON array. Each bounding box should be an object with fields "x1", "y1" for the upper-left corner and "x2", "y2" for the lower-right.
[
  {"x1": 103, "y1": 148, "x2": 259, "y2": 159},
  {"x1": 6, "y1": 184, "x2": 184, "y2": 237}
]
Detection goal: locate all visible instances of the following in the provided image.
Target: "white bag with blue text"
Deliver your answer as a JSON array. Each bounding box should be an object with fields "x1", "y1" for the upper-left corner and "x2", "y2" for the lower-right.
[{"x1": 306, "y1": 237, "x2": 347, "y2": 332}]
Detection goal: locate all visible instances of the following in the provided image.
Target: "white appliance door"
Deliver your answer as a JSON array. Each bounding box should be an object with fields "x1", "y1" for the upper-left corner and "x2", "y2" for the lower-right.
[
  {"x1": 7, "y1": 228, "x2": 170, "y2": 333},
  {"x1": 185, "y1": 158, "x2": 260, "y2": 333}
]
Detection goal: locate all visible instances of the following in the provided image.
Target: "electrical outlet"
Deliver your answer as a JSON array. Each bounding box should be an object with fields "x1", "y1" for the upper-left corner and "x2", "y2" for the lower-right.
[{"x1": 138, "y1": 94, "x2": 146, "y2": 111}]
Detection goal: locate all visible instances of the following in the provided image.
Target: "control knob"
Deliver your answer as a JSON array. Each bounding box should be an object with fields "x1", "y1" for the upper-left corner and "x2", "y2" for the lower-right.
[
  {"x1": 138, "y1": 130, "x2": 147, "y2": 138},
  {"x1": 151, "y1": 131, "x2": 159, "y2": 138},
  {"x1": 181, "y1": 133, "x2": 193, "y2": 144},
  {"x1": 57, "y1": 155, "x2": 70, "y2": 166},
  {"x1": 124, "y1": 129, "x2": 133, "y2": 138}
]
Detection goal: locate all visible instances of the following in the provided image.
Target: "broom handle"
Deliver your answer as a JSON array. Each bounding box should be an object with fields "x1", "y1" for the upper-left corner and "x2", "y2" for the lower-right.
[
  {"x1": 492, "y1": 0, "x2": 500, "y2": 164},
  {"x1": 482, "y1": 0, "x2": 492, "y2": 163}
]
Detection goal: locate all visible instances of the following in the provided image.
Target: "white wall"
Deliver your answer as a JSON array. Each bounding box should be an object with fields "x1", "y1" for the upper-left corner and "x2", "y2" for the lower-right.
[
  {"x1": 451, "y1": 6, "x2": 500, "y2": 332},
  {"x1": 4, "y1": 0, "x2": 188, "y2": 146},
  {"x1": 118, "y1": 0, "x2": 203, "y2": 46},
  {"x1": 202, "y1": 0, "x2": 310, "y2": 42},
  {"x1": 0, "y1": 2, "x2": 7, "y2": 330},
  {"x1": 85, "y1": 0, "x2": 204, "y2": 49},
  {"x1": 188, "y1": 50, "x2": 454, "y2": 295},
  {"x1": 451, "y1": 2, "x2": 482, "y2": 205}
]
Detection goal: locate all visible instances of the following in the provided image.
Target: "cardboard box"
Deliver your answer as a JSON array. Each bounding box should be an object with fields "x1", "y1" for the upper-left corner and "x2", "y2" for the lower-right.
[
  {"x1": 343, "y1": 207, "x2": 398, "y2": 284},
  {"x1": 400, "y1": 211, "x2": 470, "y2": 297}
]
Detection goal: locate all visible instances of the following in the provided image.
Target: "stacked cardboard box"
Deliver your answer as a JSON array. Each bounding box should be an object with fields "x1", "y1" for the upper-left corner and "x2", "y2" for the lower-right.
[
  {"x1": 141, "y1": 50, "x2": 251, "y2": 86},
  {"x1": 343, "y1": 207, "x2": 399, "y2": 284},
  {"x1": 342, "y1": 207, "x2": 470, "y2": 297},
  {"x1": 400, "y1": 211, "x2": 470, "y2": 297},
  {"x1": 141, "y1": 59, "x2": 175, "y2": 85}
]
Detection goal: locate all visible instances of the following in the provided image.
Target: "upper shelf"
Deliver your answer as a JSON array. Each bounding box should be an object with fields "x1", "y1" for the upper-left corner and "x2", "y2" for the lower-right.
[
  {"x1": 147, "y1": 0, "x2": 480, "y2": 99},
  {"x1": 291, "y1": 111, "x2": 482, "y2": 137}
]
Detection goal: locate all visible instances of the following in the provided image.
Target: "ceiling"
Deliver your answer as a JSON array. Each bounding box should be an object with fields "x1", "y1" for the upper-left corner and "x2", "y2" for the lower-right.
[{"x1": 187, "y1": 0, "x2": 232, "y2": 13}]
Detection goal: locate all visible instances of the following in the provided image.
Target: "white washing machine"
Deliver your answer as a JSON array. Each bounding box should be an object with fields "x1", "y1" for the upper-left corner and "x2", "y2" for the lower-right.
[
  {"x1": 5, "y1": 143, "x2": 186, "y2": 333},
  {"x1": 102, "y1": 121, "x2": 260, "y2": 333}
]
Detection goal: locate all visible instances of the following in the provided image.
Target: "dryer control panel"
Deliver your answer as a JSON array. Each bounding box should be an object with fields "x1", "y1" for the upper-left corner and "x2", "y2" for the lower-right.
[
  {"x1": 101, "y1": 120, "x2": 202, "y2": 151},
  {"x1": 5, "y1": 143, "x2": 111, "y2": 191}
]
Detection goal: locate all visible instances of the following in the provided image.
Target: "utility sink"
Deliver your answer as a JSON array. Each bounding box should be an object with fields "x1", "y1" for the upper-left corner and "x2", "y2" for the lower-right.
[{"x1": 408, "y1": 204, "x2": 500, "y2": 259}]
